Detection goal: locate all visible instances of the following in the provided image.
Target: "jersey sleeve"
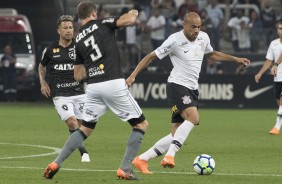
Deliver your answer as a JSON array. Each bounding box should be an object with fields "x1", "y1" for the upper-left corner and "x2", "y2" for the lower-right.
[
  {"x1": 101, "y1": 17, "x2": 118, "y2": 29},
  {"x1": 74, "y1": 50, "x2": 84, "y2": 65},
  {"x1": 204, "y1": 33, "x2": 214, "y2": 54},
  {"x1": 155, "y1": 35, "x2": 175, "y2": 60},
  {"x1": 265, "y1": 42, "x2": 274, "y2": 61},
  {"x1": 40, "y1": 47, "x2": 50, "y2": 66}
]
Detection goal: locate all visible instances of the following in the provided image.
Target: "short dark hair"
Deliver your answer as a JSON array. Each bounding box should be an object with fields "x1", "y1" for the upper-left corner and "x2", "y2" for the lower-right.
[
  {"x1": 57, "y1": 15, "x2": 73, "y2": 27},
  {"x1": 77, "y1": 1, "x2": 97, "y2": 19}
]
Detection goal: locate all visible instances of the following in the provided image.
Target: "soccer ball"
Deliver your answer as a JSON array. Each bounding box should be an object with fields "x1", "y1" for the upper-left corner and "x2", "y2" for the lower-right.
[{"x1": 193, "y1": 154, "x2": 215, "y2": 175}]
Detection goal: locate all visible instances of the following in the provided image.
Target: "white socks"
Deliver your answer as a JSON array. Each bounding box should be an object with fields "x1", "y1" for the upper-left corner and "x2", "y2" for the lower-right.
[
  {"x1": 139, "y1": 134, "x2": 173, "y2": 161},
  {"x1": 274, "y1": 106, "x2": 282, "y2": 130},
  {"x1": 166, "y1": 120, "x2": 194, "y2": 157}
]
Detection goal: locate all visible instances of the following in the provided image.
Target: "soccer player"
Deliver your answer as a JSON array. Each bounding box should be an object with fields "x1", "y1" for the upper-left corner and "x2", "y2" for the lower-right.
[
  {"x1": 38, "y1": 15, "x2": 90, "y2": 162},
  {"x1": 126, "y1": 12, "x2": 250, "y2": 174},
  {"x1": 43, "y1": 1, "x2": 149, "y2": 180},
  {"x1": 255, "y1": 21, "x2": 282, "y2": 135}
]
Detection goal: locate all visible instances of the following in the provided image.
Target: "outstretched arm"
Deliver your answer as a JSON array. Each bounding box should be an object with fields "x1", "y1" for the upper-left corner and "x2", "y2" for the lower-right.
[
  {"x1": 116, "y1": 9, "x2": 138, "y2": 27},
  {"x1": 206, "y1": 51, "x2": 250, "y2": 66},
  {"x1": 126, "y1": 52, "x2": 158, "y2": 87}
]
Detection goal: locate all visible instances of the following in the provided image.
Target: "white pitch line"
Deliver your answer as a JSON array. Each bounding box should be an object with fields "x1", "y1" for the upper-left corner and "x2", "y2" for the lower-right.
[
  {"x1": 0, "y1": 142, "x2": 61, "y2": 159},
  {"x1": 1, "y1": 166, "x2": 282, "y2": 177}
]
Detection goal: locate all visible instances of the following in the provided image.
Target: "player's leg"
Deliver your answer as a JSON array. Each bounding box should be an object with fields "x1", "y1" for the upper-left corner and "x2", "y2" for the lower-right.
[
  {"x1": 133, "y1": 133, "x2": 173, "y2": 174},
  {"x1": 160, "y1": 83, "x2": 199, "y2": 168},
  {"x1": 43, "y1": 86, "x2": 105, "y2": 179},
  {"x1": 101, "y1": 79, "x2": 148, "y2": 179},
  {"x1": 269, "y1": 82, "x2": 282, "y2": 135},
  {"x1": 72, "y1": 94, "x2": 90, "y2": 162}
]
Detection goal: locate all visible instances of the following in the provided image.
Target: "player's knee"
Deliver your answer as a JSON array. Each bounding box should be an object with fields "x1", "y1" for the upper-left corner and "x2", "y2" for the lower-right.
[
  {"x1": 66, "y1": 116, "x2": 79, "y2": 130},
  {"x1": 128, "y1": 114, "x2": 148, "y2": 131}
]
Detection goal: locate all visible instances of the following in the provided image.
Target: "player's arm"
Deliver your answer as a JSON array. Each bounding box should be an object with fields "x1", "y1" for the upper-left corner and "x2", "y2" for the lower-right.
[
  {"x1": 38, "y1": 63, "x2": 50, "y2": 98},
  {"x1": 126, "y1": 51, "x2": 157, "y2": 87},
  {"x1": 116, "y1": 9, "x2": 138, "y2": 27},
  {"x1": 74, "y1": 64, "x2": 86, "y2": 81},
  {"x1": 271, "y1": 52, "x2": 282, "y2": 76},
  {"x1": 255, "y1": 59, "x2": 272, "y2": 83},
  {"x1": 206, "y1": 51, "x2": 250, "y2": 66}
]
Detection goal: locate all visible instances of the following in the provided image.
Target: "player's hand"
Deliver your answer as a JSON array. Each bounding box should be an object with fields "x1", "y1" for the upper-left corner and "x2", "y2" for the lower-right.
[
  {"x1": 40, "y1": 83, "x2": 51, "y2": 98},
  {"x1": 126, "y1": 76, "x2": 135, "y2": 87},
  {"x1": 237, "y1": 57, "x2": 250, "y2": 66},
  {"x1": 271, "y1": 65, "x2": 278, "y2": 77},
  {"x1": 254, "y1": 73, "x2": 261, "y2": 83}
]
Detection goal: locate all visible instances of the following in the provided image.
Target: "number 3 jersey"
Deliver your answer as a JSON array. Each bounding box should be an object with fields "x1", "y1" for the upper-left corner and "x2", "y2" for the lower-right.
[
  {"x1": 74, "y1": 17, "x2": 124, "y2": 84},
  {"x1": 40, "y1": 40, "x2": 84, "y2": 97}
]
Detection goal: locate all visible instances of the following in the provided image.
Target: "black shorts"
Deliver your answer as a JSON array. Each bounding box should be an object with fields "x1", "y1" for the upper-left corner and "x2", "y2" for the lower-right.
[
  {"x1": 166, "y1": 83, "x2": 199, "y2": 123},
  {"x1": 274, "y1": 82, "x2": 282, "y2": 99}
]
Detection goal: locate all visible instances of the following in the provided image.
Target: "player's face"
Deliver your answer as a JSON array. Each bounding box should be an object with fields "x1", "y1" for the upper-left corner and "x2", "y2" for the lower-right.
[
  {"x1": 183, "y1": 17, "x2": 201, "y2": 42},
  {"x1": 277, "y1": 23, "x2": 282, "y2": 38},
  {"x1": 58, "y1": 21, "x2": 74, "y2": 41}
]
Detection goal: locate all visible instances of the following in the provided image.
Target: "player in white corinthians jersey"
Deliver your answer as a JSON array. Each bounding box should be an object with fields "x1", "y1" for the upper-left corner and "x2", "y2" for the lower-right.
[
  {"x1": 126, "y1": 12, "x2": 250, "y2": 174},
  {"x1": 257, "y1": 21, "x2": 282, "y2": 135}
]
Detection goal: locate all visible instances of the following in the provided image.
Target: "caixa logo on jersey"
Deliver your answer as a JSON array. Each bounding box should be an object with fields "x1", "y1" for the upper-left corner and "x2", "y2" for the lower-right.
[
  {"x1": 54, "y1": 64, "x2": 74, "y2": 70},
  {"x1": 57, "y1": 81, "x2": 80, "y2": 88}
]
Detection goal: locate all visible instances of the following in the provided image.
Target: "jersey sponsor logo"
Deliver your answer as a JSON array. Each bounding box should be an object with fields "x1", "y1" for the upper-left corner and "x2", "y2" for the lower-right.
[
  {"x1": 181, "y1": 41, "x2": 188, "y2": 46},
  {"x1": 102, "y1": 17, "x2": 114, "y2": 23},
  {"x1": 244, "y1": 85, "x2": 273, "y2": 99},
  {"x1": 56, "y1": 81, "x2": 80, "y2": 88},
  {"x1": 85, "y1": 108, "x2": 98, "y2": 119},
  {"x1": 54, "y1": 64, "x2": 74, "y2": 70},
  {"x1": 88, "y1": 65, "x2": 105, "y2": 77},
  {"x1": 53, "y1": 48, "x2": 60, "y2": 53},
  {"x1": 182, "y1": 95, "x2": 191, "y2": 104},
  {"x1": 76, "y1": 24, "x2": 98, "y2": 42}
]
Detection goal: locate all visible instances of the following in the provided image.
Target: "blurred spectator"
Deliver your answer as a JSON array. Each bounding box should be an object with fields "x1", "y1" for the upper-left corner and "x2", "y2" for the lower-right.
[
  {"x1": 248, "y1": 10, "x2": 262, "y2": 52},
  {"x1": 146, "y1": 8, "x2": 166, "y2": 72},
  {"x1": 199, "y1": 9, "x2": 213, "y2": 35},
  {"x1": 133, "y1": 4, "x2": 147, "y2": 50},
  {"x1": 205, "y1": 58, "x2": 224, "y2": 74},
  {"x1": 0, "y1": 45, "x2": 17, "y2": 102},
  {"x1": 178, "y1": 0, "x2": 199, "y2": 20},
  {"x1": 131, "y1": 0, "x2": 151, "y2": 17},
  {"x1": 146, "y1": 8, "x2": 166, "y2": 49},
  {"x1": 261, "y1": 0, "x2": 276, "y2": 47},
  {"x1": 197, "y1": 0, "x2": 209, "y2": 11},
  {"x1": 97, "y1": 4, "x2": 110, "y2": 20},
  {"x1": 151, "y1": 0, "x2": 177, "y2": 38},
  {"x1": 227, "y1": 9, "x2": 250, "y2": 52},
  {"x1": 205, "y1": 0, "x2": 224, "y2": 50}
]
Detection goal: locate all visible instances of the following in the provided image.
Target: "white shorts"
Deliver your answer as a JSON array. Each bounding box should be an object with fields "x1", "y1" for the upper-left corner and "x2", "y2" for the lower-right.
[
  {"x1": 53, "y1": 94, "x2": 86, "y2": 121},
  {"x1": 83, "y1": 78, "x2": 142, "y2": 122}
]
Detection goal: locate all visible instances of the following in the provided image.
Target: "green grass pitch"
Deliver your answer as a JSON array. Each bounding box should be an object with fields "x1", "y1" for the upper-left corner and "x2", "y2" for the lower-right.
[{"x1": 0, "y1": 102, "x2": 281, "y2": 184}]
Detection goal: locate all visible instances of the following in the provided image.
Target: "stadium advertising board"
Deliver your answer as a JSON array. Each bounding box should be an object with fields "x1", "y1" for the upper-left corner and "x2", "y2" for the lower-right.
[{"x1": 128, "y1": 73, "x2": 276, "y2": 108}]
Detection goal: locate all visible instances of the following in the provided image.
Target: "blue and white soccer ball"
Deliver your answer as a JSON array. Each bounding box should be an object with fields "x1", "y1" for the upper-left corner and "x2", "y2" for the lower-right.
[{"x1": 193, "y1": 154, "x2": 215, "y2": 175}]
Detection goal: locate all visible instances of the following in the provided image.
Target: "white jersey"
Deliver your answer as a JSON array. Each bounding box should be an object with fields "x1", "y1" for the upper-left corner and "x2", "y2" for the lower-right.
[
  {"x1": 155, "y1": 30, "x2": 213, "y2": 90},
  {"x1": 266, "y1": 39, "x2": 282, "y2": 82}
]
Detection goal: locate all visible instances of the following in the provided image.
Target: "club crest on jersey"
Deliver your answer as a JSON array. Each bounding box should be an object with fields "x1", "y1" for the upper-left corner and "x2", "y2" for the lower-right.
[
  {"x1": 69, "y1": 48, "x2": 75, "y2": 59},
  {"x1": 182, "y1": 95, "x2": 191, "y2": 104},
  {"x1": 199, "y1": 41, "x2": 205, "y2": 51},
  {"x1": 53, "y1": 48, "x2": 60, "y2": 53}
]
